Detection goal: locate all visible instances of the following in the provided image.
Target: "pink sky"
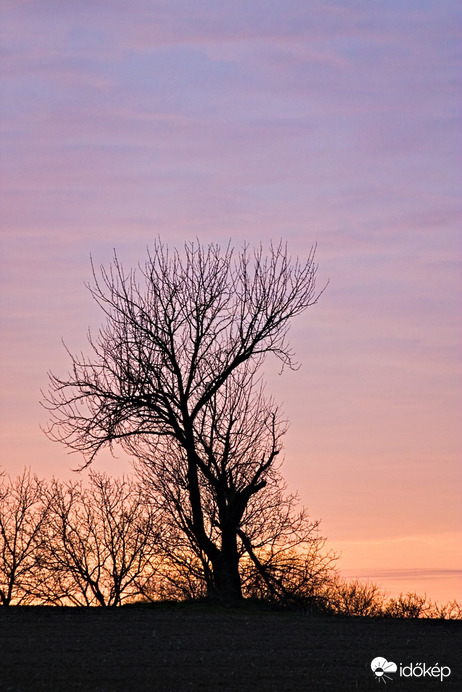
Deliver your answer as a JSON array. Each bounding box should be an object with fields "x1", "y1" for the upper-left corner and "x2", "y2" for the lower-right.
[{"x1": 1, "y1": 1, "x2": 461, "y2": 603}]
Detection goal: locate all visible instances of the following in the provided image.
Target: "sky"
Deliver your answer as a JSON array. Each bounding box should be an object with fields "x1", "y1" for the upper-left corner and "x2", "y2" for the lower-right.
[{"x1": 1, "y1": 0, "x2": 461, "y2": 603}]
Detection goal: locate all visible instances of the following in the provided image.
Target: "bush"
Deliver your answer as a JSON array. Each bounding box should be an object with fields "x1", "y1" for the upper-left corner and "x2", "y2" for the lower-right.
[
  {"x1": 384, "y1": 592, "x2": 430, "y2": 618},
  {"x1": 427, "y1": 599, "x2": 462, "y2": 620},
  {"x1": 323, "y1": 578, "x2": 385, "y2": 617}
]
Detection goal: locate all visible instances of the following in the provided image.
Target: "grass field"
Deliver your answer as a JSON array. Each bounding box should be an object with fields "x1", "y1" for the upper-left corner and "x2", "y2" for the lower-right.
[{"x1": 1, "y1": 603, "x2": 461, "y2": 691}]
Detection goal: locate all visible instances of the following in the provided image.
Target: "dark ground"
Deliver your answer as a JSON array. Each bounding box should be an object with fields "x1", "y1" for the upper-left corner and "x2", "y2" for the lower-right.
[{"x1": 1, "y1": 603, "x2": 461, "y2": 691}]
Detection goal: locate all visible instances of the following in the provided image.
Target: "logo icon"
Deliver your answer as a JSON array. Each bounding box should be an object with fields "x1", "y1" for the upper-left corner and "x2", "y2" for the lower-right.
[{"x1": 371, "y1": 657, "x2": 398, "y2": 683}]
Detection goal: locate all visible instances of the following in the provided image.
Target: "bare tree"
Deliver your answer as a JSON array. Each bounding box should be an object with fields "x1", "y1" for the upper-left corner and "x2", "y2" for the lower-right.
[
  {"x1": 323, "y1": 578, "x2": 386, "y2": 617},
  {"x1": 429, "y1": 599, "x2": 462, "y2": 620},
  {"x1": 43, "y1": 240, "x2": 323, "y2": 604},
  {"x1": 35, "y1": 473, "x2": 158, "y2": 606},
  {"x1": 384, "y1": 592, "x2": 430, "y2": 619},
  {"x1": 0, "y1": 468, "x2": 49, "y2": 605}
]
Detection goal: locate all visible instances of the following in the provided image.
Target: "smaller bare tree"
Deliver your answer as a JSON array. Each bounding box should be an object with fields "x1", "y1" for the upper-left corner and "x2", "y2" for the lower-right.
[
  {"x1": 428, "y1": 599, "x2": 462, "y2": 620},
  {"x1": 0, "y1": 468, "x2": 49, "y2": 605},
  {"x1": 384, "y1": 592, "x2": 430, "y2": 619},
  {"x1": 36, "y1": 473, "x2": 159, "y2": 606}
]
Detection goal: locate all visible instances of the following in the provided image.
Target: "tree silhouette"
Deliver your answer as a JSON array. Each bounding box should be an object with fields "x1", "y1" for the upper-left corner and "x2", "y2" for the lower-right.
[
  {"x1": 35, "y1": 473, "x2": 158, "y2": 606},
  {"x1": 0, "y1": 468, "x2": 49, "y2": 605},
  {"x1": 43, "y1": 240, "x2": 322, "y2": 605}
]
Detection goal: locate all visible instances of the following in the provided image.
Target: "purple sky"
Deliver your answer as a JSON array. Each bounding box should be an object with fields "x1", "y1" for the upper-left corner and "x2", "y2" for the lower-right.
[{"x1": 1, "y1": 0, "x2": 461, "y2": 602}]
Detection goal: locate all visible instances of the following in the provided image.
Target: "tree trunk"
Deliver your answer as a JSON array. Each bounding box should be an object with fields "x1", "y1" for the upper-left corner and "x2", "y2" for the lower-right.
[{"x1": 210, "y1": 529, "x2": 242, "y2": 606}]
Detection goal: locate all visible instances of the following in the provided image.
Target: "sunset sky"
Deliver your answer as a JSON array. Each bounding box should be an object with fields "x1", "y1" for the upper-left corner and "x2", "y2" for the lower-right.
[{"x1": 1, "y1": 1, "x2": 461, "y2": 602}]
